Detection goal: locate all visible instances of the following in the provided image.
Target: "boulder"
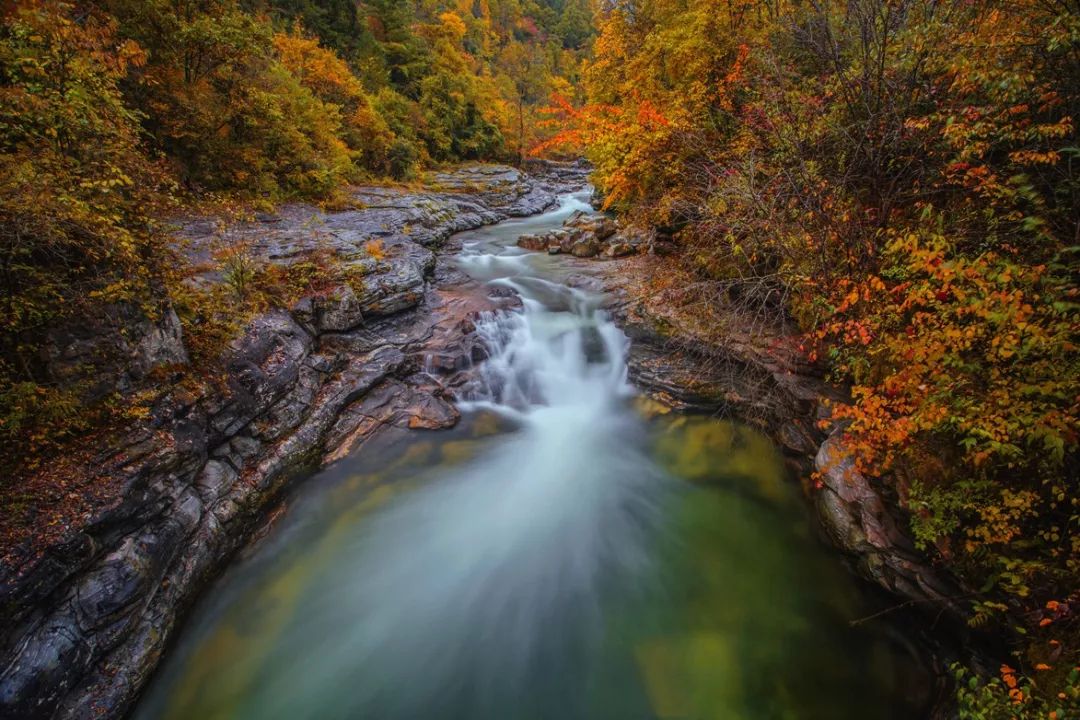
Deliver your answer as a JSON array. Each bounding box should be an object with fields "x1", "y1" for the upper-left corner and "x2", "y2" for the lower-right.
[
  {"x1": 517, "y1": 234, "x2": 547, "y2": 252},
  {"x1": 564, "y1": 212, "x2": 617, "y2": 242},
  {"x1": 616, "y1": 226, "x2": 656, "y2": 248},
  {"x1": 603, "y1": 242, "x2": 636, "y2": 258},
  {"x1": 570, "y1": 239, "x2": 601, "y2": 258}
]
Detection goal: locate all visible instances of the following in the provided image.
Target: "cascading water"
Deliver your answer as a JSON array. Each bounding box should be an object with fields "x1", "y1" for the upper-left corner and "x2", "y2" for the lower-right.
[{"x1": 136, "y1": 192, "x2": 925, "y2": 720}]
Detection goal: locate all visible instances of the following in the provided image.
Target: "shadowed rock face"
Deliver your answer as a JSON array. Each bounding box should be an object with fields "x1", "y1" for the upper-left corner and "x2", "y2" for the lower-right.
[
  {"x1": 814, "y1": 433, "x2": 966, "y2": 614},
  {"x1": 0, "y1": 162, "x2": 589, "y2": 720},
  {"x1": 41, "y1": 304, "x2": 189, "y2": 403}
]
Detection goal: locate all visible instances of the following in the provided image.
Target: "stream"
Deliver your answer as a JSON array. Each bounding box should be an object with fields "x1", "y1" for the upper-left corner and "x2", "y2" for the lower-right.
[{"x1": 135, "y1": 192, "x2": 924, "y2": 720}]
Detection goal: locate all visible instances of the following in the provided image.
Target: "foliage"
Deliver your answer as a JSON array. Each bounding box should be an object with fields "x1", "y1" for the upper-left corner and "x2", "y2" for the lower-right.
[
  {"x1": 955, "y1": 664, "x2": 1080, "y2": 720},
  {"x1": 272, "y1": 25, "x2": 395, "y2": 177},
  {"x1": 102, "y1": 0, "x2": 354, "y2": 198}
]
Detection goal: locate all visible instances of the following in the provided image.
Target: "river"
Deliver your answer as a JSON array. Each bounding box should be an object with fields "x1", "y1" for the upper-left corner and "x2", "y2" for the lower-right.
[{"x1": 135, "y1": 191, "x2": 924, "y2": 720}]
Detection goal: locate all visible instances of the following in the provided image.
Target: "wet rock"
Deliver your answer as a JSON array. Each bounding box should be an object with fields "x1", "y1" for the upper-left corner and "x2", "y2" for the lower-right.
[
  {"x1": 517, "y1": 234, "x2": 547, "y2": 252},
  {"x1": 403, "y1": 393, "x2": 461, "y2": 430},
  {"x1": 814, "y1": 432, "x2": 966, "y2": 616}
]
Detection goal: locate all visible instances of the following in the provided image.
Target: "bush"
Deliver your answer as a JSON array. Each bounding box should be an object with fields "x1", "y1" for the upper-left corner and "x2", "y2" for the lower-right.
[
  {"x1": 272, "y1": 26, "x2": 395, "y2": 177},
  {"x1": 955, "y1": 664, "x2": 1080, "y2": 720},
  {"x1": 387, "y1": 137, "x2": 420, "y2": 181}
]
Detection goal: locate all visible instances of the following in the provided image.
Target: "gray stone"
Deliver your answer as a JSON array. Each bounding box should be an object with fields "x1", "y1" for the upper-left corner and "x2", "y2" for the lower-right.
[
  {"x1": 131, "y1": 308, "x2": 189, "y2": 377},
  {"x1": 194, "y1": 460, "x2": 238, "y2": 502},
  {"x1": 316, "y1": 285, "x2": 365, "y2": 332}
]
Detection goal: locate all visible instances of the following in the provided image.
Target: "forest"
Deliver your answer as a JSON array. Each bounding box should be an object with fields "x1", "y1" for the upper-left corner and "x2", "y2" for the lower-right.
[{"x1": 1, "y1": 1, "x2": 1078, "y2": 718}]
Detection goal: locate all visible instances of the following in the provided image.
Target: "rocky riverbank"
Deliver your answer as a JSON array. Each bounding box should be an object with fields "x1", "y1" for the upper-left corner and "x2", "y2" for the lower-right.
[{"x1": 0, "y1": 162, "x2": 590, "y2": 720}]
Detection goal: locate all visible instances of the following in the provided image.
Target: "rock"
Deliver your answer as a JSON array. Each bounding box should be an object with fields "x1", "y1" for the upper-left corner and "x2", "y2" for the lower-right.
[
  {"x1": 317, "y1": 285, "x2": 365, "y2": 332},
  {"x1": 547, "y1": 245, "x2": 562, "y2": 255},
  {"x1": 778, "y1": 418, "x2": 818, "y2": 455},
  {"x1": 650, "y1": 239, "x2": 678, "y2": 256},
  {"x1": 564, "y1": 209, "x2": 589, "y2": 226},
  {"x1": 194, "y1": 460, "x2": 238, "y2": 503},
  {"x1": 616, "y1": 226, "x2": 655, "y2": 248},
  {"x1": 814, "y1": 432, "x2": 966, "y2": 616},
  {"x1": 43, "y1": 303, "x2": 189, "y2": 402},
  {"x1": 131, "y1": 308, "x2": 189, "y2": 378},
  {"x1": 403, "y1": 393, "x2": 460, "y2": 430},
  {"x1": 565, "y1": 212, "x2": 616, "y2": 242},
  {"x1": 594, "y1": 219, "x2": 617, "y2": 241},
  {"x1": 603, "y1": 242, "x2": 636, "y2": 258},
  {"x1": 517, "y1": 234, "x2": 547, "y2": 251},
  {"x1": 570, "y1": 239, "x2": 601, "y2": 258}
]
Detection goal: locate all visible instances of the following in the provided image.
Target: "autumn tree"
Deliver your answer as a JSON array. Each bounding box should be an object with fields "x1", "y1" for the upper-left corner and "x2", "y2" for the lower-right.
[
  {"x1": 0, "y1": 1, "x2": 172, "y2": 456},
  {"x1": 272, "y1": 25, "x2": 395, "y2": 176}
]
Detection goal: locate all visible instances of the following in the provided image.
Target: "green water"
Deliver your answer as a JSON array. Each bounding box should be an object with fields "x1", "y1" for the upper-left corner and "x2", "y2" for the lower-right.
[{"x1": 135, "y1": 410, "x2": 923, "y2": 720}]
